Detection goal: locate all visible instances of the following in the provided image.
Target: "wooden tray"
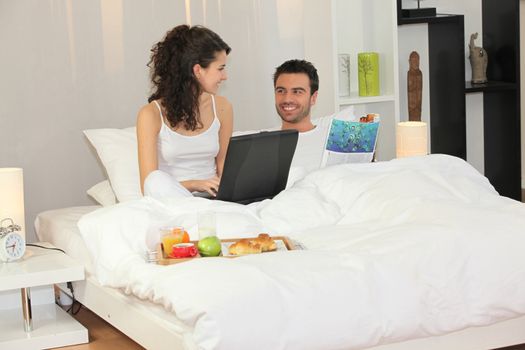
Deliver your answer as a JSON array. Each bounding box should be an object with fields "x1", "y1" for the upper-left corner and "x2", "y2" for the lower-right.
[{"x1": 157, "y1": 236, "x2": 295, "y2": 265}]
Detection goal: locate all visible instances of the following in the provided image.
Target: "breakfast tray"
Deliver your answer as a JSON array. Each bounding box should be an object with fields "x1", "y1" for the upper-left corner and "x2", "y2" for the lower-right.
[{"x1": 157, "y1": 236, "x2": 295, "y2": 265}]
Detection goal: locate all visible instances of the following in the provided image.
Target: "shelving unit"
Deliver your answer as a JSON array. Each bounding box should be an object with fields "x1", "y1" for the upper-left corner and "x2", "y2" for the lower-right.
[
  {"x1": 304, "y1": 0, "x2": 400, "y2": 161},
  {"x1": 397, "y1": 0, "x2": 466, "y2": 160},
  {"x1": 398, "y1": 13, "x2": 465, "y2": 25},
  {"x1": 397, "y1": 0, "x2": 521, "y2": 200},
  {"x1": 338, "y1": 94, "x2": 397, "y2": 106},
  {"x1": 0, "y1": 244, "x2": 87, "y2": 349},
  {"x1": 465, "y1": 81, "x2": 517, "y2": 93},
  {"x1": 474, "y1": 0, "x2": 521, "y2": 200}
]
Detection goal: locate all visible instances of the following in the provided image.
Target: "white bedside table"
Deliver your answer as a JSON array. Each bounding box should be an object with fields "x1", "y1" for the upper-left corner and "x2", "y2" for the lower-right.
[{"x1": 0, "y1": 243, "x2": 88, "y2": 349}]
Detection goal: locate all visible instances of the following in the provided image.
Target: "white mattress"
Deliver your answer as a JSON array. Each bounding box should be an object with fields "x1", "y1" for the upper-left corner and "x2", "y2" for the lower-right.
[{"x1": 34, "y1": 205, "x2": 100, "y2": 275}]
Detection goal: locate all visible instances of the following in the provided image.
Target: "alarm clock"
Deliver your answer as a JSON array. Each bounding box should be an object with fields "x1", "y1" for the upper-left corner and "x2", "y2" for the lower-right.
[{"x1": 0, "y1": 218, "x2": 26, "y2": 262}]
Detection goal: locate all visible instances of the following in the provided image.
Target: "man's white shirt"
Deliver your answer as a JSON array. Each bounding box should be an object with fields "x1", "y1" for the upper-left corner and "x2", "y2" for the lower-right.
[{"x1": 290, "y1": 115, "x2": 333, "y2": 173}]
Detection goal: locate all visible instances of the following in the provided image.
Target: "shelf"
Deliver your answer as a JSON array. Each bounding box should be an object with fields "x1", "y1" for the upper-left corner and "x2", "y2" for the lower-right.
[
  {"x1": 0, "y1": 245, "x2": 87, "y2": 349},
  {"x1": 338, "y1": 94, "x2": 396, "y2": 106},
  {"x1": 0, "y1": 304, "x2": 88, "y2": 349},
  {"x1": 465, "y1": 81, "x2": 517, "y2": 93},
  {"x1": 0, "y1": 245, "x2": 84, "y2": 292},
  {"x1": 398, "y1": 13, "x2": 463, "y2": 25}
]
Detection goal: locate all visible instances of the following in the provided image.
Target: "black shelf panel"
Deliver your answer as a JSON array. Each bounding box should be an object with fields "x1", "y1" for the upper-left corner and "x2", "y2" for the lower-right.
[
  {"x1": 481, "y1": 0, "x2": 521, "y2": 200},
  {"x1": 465, "y1": 81, "x2": 517, "y2": 93},
  {"x1": 428, "y1": 16, "x2": 466, "y2": 160},
  {"x1": 398, "y1": 13, "x2": 463, "y2": 25}
]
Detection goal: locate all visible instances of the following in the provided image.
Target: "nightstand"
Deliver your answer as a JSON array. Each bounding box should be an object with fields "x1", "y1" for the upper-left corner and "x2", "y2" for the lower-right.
[{"x1": 0, "y1": 243, "x2": 88, "y2": 349}]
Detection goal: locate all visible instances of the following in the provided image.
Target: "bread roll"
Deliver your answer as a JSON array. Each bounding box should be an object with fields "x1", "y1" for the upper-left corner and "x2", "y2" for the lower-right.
[
  {"x1": 254, "y1": 233, "x2": 277, "y2": 252},
  {"x1": 228, "y1": 239, "x2": 262, "y2": 255}
]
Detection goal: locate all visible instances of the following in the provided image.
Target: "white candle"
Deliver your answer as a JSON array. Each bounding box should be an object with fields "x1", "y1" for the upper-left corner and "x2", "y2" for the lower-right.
[{"x1": 396, "y1": 121, "x2": 428, "y2": 158}]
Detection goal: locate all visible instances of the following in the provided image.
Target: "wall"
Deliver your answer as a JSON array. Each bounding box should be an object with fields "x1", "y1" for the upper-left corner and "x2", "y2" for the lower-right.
[{"x1": 0, "y1": 0, "x2": 316, "y2": 242}]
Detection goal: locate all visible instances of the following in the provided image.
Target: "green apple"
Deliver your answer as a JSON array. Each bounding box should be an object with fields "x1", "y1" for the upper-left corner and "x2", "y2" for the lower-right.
[{"x1": 197, "y1": 236, "x2": 222, "y2": 257}]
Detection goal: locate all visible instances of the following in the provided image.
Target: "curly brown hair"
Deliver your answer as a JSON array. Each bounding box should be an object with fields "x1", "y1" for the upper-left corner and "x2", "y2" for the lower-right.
[{"x1": 148, "y1": 25, "x2": 231, "y2": 131}]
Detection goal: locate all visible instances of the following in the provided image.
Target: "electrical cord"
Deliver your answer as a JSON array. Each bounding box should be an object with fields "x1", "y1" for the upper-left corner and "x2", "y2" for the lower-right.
[
  {"x1": 66, "y1": 282, "x2": 82, "y2": 315},
  {"x1": 27, "y1": 244, "x2": 82, "y2": 314},
  {"x1": 26, "y1": 243, "x2": 66, "y2": 254}
]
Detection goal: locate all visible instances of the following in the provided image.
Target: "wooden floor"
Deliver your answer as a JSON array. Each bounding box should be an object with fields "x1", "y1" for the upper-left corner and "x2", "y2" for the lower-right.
[
  {"x1": 55, "y1": 306, "x2": 143, "y2": 349},
  {"x1": 53, "y1": 190, "x2": 525, "y2": 350}
]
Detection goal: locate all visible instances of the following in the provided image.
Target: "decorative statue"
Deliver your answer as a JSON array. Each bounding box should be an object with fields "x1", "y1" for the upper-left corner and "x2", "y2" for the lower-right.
[
  {"x1": 407, "y1": 51, "x2": 422, "y2": 122},
  {"x1": 469, "y1": 33, "x2": 488, "y2": 84}
]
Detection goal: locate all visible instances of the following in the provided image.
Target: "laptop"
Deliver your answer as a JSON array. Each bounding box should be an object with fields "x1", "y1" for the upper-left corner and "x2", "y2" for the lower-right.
[{"x1": 215, "y1": 129, "x2": 298, "y2": 204}]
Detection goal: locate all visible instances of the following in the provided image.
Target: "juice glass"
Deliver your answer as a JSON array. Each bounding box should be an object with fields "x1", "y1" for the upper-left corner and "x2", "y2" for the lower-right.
[
  {"x1": 160, "y1": 226, "x2": 185, "y2": 255},
  {"x1": 197, "y1": 211, "x2": 216, "y2": 239}
]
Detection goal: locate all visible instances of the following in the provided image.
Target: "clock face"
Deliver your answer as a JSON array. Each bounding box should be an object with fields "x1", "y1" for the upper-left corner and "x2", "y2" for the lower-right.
[{"x1": 4, "y1": 233, "x2": 25, "y2": 261}]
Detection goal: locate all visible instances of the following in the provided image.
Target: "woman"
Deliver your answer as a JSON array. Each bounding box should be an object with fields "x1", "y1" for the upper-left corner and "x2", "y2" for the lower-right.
[{"x1": 137, "y1": 25, "x2": 233, "y2": 198}]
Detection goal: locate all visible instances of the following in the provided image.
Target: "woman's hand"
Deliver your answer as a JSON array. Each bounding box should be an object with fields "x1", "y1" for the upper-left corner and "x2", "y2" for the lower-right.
[{"x1": 181, "y1": 176, "x2": 221, "y2": 197}]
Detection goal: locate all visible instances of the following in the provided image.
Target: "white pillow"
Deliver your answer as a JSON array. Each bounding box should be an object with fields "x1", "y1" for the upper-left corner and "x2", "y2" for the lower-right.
[
  {"x1": 86, "y1": 180, "x2": 117, "y2": 206},
  {"x1": 83, "y1": 127, "x2": 142, "y2": 202},
  {"x1": 84, "y1": 127, "x2": 272, "y2": 202}
]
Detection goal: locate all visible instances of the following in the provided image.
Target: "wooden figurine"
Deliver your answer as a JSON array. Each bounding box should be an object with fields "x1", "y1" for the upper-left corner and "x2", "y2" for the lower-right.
[{"x1": 407, "y1": 51, "x2": 422, "y2": 122}]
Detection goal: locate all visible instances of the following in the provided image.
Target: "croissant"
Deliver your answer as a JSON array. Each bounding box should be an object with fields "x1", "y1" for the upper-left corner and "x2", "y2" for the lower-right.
[
  {"x1": 228, "y1": 239, "x2": 262, "y2": 255},
  {"x1": 253, "y1": 233, "x2": 277, "y2": 252}
]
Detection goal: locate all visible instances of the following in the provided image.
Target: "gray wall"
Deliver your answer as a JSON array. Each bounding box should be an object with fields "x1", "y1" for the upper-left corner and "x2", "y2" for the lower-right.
[
  {"x1": 2, "y1": 1, "x2": 521, "y2": 243},
  {"x1": 1, "y1": 1, "x2": 181, "y2": 241},
  {"x1": 0, "y1": 0, "x2": 313, "y2": 242}
]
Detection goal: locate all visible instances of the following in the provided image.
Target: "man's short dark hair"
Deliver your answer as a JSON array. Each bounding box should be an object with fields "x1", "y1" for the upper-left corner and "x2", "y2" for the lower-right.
[{"x1": 273, "y1": 59, "x2": 319, "y2": 94}]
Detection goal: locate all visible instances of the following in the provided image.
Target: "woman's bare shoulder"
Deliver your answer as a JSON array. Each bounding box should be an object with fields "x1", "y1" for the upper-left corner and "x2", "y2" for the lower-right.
[
  {"x1": 137, "y1": 101, "x2": 162, "y2": 130},
  {"x1": 214, "y1": 95, "x2": 232, "y2": 108},
  {"x1": 214, "y1": 95, "x2": 233, "y2": 121}
]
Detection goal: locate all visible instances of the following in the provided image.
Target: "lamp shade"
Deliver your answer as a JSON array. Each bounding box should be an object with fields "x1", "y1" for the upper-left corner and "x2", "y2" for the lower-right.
[
  {"x1": 0, "y1": 168, "x2": 25, "y2": 239},
  {"x1": 396, "y1": 121, "x2": 428, "y2": 158}
]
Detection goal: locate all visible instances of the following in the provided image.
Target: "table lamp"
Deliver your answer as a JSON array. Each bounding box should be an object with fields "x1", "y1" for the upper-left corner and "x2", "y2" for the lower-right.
[
  {"x1": 0, "y1": 168, "x2": 25, "y2": 240},
  {"x1": 396, "y1": 121, "x2": 428, "y2": 158}
]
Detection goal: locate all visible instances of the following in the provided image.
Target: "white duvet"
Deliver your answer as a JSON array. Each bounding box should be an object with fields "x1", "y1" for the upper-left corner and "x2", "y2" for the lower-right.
[{"x1": 78, "y1": 155, "x2": 525, "y2": 350}]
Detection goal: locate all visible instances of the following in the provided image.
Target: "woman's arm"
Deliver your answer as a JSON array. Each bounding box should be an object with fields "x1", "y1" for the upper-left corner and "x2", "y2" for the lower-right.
[
  {"x1": 214, "y1": 95, "x2": 234, "y2": 177},
  {"x1": 137, "y1": 104, "x2": 161, "y2": 194}
]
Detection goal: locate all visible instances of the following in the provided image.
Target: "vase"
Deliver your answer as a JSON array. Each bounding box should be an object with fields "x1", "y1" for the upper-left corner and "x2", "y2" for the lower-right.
[
  {"x1": 338, "y1": 54, "x2": 351, "y2": 97},
  {"x1": 358, "y1": 52, "x2": 379, "y2": 96}
]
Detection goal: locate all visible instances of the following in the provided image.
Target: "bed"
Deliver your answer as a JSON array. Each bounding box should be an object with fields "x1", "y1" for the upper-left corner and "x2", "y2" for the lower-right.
[{"x1": 35, "y1": 153, "x2": 525, "y2": 350}]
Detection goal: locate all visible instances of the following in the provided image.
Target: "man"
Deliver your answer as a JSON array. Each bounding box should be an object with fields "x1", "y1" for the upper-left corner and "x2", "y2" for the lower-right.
[{"x1": 273, "y1": 59, "x2": 333, "y2": 174}]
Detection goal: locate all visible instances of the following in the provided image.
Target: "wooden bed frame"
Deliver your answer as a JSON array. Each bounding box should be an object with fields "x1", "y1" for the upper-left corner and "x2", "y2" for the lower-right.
[{"x1": 60, "y1": 279, "x2": 525, "y2": 350}]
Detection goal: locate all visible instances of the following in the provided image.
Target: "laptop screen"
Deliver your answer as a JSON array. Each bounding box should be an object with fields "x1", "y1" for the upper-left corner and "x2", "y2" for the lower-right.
[{"x1": 216, "y1": 129, "x2": 298, "y2": 204}]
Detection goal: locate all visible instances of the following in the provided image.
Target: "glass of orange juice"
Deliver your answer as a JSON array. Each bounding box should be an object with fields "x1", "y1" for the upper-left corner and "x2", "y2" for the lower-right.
[{"x1": 160, "y1": 226, "x2": 186, "y2": 255}]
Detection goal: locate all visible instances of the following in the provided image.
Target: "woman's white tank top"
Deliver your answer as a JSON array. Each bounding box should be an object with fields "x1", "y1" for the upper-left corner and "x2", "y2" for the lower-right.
[{"x1": 154, "y1": 96, "x2": 220, "y2": 181}]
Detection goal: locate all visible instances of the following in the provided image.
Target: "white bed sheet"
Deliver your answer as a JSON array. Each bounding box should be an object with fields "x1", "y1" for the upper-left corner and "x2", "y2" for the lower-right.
[
  {"x1": 34, "y1": 205, "x2": 99, "y2": 275},
  {"x1": 76, "y1": 154, "x2": 525, "y2": 350},
  {"x1": 34, "y1": 205, "x2": 194, "y2": 348}
]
